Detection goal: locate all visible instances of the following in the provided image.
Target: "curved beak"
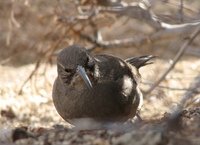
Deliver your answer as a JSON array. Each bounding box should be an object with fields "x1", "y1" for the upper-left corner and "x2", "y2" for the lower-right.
[{"x1": 77, "y1": 65, "x2": 93, "y2": 90}]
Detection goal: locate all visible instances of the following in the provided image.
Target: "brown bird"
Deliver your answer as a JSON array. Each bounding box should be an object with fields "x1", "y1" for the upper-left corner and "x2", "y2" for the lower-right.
[{"x1": 52, "y1": 44, "x2": 154, "y2": 124}]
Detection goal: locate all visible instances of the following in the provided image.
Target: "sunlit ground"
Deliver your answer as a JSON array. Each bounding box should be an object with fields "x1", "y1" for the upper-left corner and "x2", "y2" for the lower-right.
[{"x1": 1, "y1": 56, "x2": 200, "y2": 129}]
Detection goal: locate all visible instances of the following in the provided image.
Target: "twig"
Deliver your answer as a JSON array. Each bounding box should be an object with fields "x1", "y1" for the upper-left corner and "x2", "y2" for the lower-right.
[
  {"x1": 166, "y1": 73, "x2": 200, "y2": 131},
  {"x1": 56, "y1": 0, "x2": 200, "y2": 50},
  {"x1": 144, "y1": 25, "x2": 200, "y2": 94},
  {"x1": 18, "y1": 27, "x2": 69, "y2": 95},
  {"x1": 80, "y1": 32, "x2": 148, "y2": 48},
  {"x1": 142, "y1": 81, "x2": 200, "y2": 93},
  {"x1": 165, "y1": 0, "x2": 199, "y2": 14},
  {"x1": 181, "y1": 74, "x2": 200, "y2": 108},
  {"x1": 98, "y1": 3, "x2": 162, "y2": 30},
  {"x1": 0, "y1": 51, "x2": 20, "y2": 65},
  {"x1": 18, "y1": 55, "x2": 43, "y2": 95},
  {"x1": 178, "y1": 0, "x2": 184, "y2": 22}
]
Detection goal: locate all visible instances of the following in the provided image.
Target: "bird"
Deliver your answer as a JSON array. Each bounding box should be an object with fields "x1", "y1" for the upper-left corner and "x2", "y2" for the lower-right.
[{"x1": 52, "y1": 44, "x2": 154, "y2": 124}]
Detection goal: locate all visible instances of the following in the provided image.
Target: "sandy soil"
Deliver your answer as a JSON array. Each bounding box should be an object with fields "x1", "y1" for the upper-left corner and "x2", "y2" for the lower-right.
[{"x1": 0, "y1": 56, "x2": 200, "y2": 144}]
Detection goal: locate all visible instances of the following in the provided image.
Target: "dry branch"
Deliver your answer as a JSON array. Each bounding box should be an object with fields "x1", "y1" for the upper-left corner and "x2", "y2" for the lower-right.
[
  {"x1": 17, "y1": 0, "x2": 200, "y2": 93},
  {"x1": 68, "y1": 0, "x2": 200, "y2": 49},
  {"x1": 181, "y1": 74, "x2": 200, "y2": 108},
  {"x1": 144, "y1": 25, "x2": 200, "y2": 94},
  {"x1": 166, "y1": 73, "x2": 200, "y2": 131}
]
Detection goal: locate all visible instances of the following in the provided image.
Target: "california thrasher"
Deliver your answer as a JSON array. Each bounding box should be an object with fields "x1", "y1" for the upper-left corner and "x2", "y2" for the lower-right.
[{"x1": 52, "y1": 44, "x2": 154, "y2": 123}]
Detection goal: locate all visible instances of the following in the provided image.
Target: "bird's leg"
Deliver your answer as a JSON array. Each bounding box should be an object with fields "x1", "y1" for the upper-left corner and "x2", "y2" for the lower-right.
[{"x1": 136, "y1": 113, "x2": 143, "y2": 121}]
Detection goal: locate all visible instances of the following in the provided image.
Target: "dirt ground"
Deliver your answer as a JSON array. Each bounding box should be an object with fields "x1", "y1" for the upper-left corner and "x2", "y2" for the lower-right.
[
  {"x1": 1, "y1": 0, "x2": 200, "y2": 145},
  {"x1": 1, "y1": 56, "x2": 200, "y2": 144}
]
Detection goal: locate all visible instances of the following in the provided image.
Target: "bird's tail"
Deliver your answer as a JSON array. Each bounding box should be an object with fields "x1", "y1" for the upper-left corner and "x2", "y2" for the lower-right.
[{"x1": 125, "y1": 55, "x2": 155, "y2": 69}]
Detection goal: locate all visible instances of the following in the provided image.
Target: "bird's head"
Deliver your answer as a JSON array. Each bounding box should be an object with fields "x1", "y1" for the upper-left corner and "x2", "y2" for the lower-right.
[{"x1": 57, "y1": 44, "x2": 95, "y2": 90}]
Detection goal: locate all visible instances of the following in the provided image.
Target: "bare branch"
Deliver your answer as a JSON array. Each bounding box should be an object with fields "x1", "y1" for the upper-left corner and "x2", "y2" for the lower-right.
[
  {"x1": 72, "y1": 0, "x2": 200, "y2": 49},
  {"x1": 144, "y1": 25, "x2": 200, "y2": 94},
  {"x1": 181, "y1": 74, "x2": 200, "y2": 108},
  {"x1": 142, "y1": 81, "x2": 200, "y2": 93}
]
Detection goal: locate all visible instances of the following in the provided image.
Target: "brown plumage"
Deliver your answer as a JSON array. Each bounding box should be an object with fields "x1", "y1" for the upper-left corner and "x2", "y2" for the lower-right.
[{"x1": 52, "y1": 44, "x2": 154, "y2": 124}]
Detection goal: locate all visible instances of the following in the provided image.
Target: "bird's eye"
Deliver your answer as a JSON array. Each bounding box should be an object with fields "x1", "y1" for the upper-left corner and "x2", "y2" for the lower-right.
[
  {"x1": 58, "y1": 63, "x2": 73, "y2": 73},
  {"x1": 64, "y1": 68, "x2": 72, "y2": 73}
]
